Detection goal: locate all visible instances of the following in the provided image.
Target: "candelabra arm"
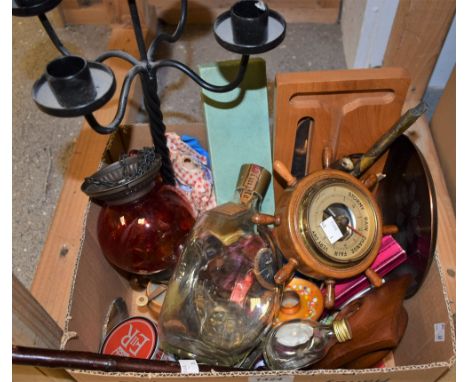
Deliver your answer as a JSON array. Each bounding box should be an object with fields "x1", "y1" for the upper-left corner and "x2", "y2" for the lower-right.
[
  {"x1": 152, "y1": 55, "x2": 250, "y2": 93},
  {"x1": 84, "y1": 65, "x2": 145, "y2": 134},
  {"x1": 128, "y1": 0, "x2": 148, "y2": 61},
  {"x1": 147, "y1": 0, "x2": 188, "y2": 60},
  {"x1": 95, "y1": 50, "x2": 141, "y2": 66},
  {"x1": 38, "y1": 13, "x2": 70, "y2": 56}
]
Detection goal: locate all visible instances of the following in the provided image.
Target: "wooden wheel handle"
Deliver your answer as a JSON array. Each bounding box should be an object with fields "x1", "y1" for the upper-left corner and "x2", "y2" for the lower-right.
[
  {"x1": 361, "y1": 173, "x2": 378, "y2": 189},
  {"x1": 365, "y1": 268, "x2": 383, "y2": 288},
  {"x1": 324, "y1": 279, "x2": 336, "y2": 309},
  {"x1": 382, "y1": 225, "x2": 399, "y2": 235},
  {"x1": 274, "y1": 258, "x2": 298, "y2": 285},
  {"x1": 251, "y1": 213, "x2": 281, "y2": 226},
  {"x1": 322, "y1": 146, "x2": 333, "y2": 169},
  {"x1": 273, "y1": 160, "x2": 297, "y2": 188},
  {"x1": 361, "y1": 173, "x2": 386, "y2": 190}
]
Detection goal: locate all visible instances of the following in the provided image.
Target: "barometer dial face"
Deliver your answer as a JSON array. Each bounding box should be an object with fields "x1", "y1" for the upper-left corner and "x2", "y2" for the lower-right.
[{"x1": 299, "y1": 179, "x2": 379, "y2": 264}]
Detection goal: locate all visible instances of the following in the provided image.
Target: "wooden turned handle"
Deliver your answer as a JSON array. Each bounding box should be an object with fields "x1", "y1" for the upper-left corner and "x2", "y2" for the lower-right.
[
  {"x1": 322, "y1": 146, "x2": 333, "y2": 169},
  {"x1": 274, "y1": 258, "x2": 298, "y2": 285},
  {"x1": 273, "y1": 160, "x2": 297, "y2": 188},
  {"x1": 251, "y1": 213, "x2": 281, "y2": 226},
  {"x1": 361, "y1": 173, "x2": 378, "y2": 189},
  {"x1": 382, "y1": 225, "x2": 399, "y2": 235},
  {"x1": 324, "y1": 279, "x2": 336, "y2": 309},
  {"x1": 365, "y1": 268, "x2": 383, "y2": 288}
]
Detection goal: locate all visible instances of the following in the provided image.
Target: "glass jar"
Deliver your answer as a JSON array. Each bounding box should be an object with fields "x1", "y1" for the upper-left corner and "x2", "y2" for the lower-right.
[
  {"x1": 159, "y1": 164, "x2": 282, "y2": 366},
  {"x1": 263, "y1": 318, "x2": 352, "y2": 370},
  {"x1": 82, "y1": 148, "x2": 195, "y2": 278}
]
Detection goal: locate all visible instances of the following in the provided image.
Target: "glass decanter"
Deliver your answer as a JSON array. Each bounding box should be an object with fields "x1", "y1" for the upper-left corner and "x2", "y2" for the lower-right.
[
  {"x1": 81, "y1": 148, "x2": 195, "y2": 278},
  {"x1": 263, "y1": 318, "x2": 352, "y2": 370},
  {"x1": 159, "y1": 164, "x2": 282, "y2": 366}
]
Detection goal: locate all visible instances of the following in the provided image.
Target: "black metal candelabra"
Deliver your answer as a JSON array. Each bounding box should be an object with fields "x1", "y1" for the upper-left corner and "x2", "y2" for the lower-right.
[{"x1": 13, "y1": 0, "x2": 286, "y2": 185}]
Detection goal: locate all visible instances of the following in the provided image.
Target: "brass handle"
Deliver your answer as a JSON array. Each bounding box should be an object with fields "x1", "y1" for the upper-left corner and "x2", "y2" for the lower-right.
[
  {"x1": 274, "y1": 258, "x2": 298, "y2": 285},
  {"x1": 324, "y1": 279, "x2": 336, "y2": 309},
  {"x1": 251, "y1": 213, "x2": 281, "y2": 226},
  {"x1": 273, "y1": 160, "x2": 297, "y2": 188},
  {"x1": 382, "y1": 225, "x2": 399, "y2": 235},
  {"x1": 365, "y1": 268, "x2": 383, "y2": 288}
]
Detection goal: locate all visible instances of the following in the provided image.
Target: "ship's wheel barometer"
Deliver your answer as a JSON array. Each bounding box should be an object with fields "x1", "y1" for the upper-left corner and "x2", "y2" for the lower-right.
[
  {"x1": 253, "y1": 103, "x2": 425, "y2": 309},
  {"x1": 270, "y1": 152, "x2": 390, "y2": 310}
]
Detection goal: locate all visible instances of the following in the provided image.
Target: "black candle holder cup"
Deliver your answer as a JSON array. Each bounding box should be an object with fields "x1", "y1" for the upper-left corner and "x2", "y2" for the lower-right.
[
  {"x1": 45, "y1": 55, "x2": 97, "y2": 108},
  {"x1": 13, "y1": 0, "x2": 62, "y2": 17},
  {"x1": 15, "y1": 0, "x2": 36, "y2": 5},
  {"x1": 230, "y1": 0, "x2": 269, "y2": 45}
]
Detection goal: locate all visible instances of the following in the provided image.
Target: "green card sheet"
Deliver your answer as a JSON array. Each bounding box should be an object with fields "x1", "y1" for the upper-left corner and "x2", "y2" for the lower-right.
[{"x1": 199, "y1": 57, "x2": 274, "y2": 214}]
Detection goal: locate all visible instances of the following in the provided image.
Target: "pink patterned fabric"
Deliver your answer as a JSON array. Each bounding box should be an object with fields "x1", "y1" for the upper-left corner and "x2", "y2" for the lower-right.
[{"x1": 166, "y1": 132, "x2": 217, "y2": 216}]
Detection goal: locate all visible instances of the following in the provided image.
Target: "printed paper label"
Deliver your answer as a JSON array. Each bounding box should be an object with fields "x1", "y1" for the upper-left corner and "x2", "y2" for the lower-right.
[
  {"x1": 248, "y1": 376, "x2": 294, "y2": 382},
  {"x1": 179, "y1": 359, "x2": 200, "y2": 374},
  {"x1": 320, "y1": 216, "x2": 344, "y2": 244},
  {"x1": 434, "y1": 322, "x2": 446, "y2": 342}
]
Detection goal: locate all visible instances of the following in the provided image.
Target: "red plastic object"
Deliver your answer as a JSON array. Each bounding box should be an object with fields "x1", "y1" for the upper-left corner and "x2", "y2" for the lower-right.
[{"x1": 101, "y1": 317, "x2": 160, "y2": 359}]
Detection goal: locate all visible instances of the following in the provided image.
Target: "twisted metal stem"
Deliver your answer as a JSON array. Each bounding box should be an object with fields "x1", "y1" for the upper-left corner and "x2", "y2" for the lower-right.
[{"x1": 140, "y1": 73, "x2": 175, "y2": 185}]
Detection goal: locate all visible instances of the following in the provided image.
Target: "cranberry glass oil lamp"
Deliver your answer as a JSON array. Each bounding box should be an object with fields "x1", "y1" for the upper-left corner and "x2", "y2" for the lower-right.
[{"x1": 81, "y1": 148, "x2": 195, "y2": 278}]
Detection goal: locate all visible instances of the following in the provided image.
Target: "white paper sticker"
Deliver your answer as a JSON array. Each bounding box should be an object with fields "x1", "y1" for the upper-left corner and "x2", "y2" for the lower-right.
[
  {"x1": 179, "y1": 359, "x2": 200, "y2": 374},
  {"x1": 248, "y1": 376, "x2": 294, "y2": 382},
  {"x1": 434, "y1": 323, "x2": 446, "y2": 342},
  {"x1": 320, "y1": 216, "x2": 344, "y2": 244}
]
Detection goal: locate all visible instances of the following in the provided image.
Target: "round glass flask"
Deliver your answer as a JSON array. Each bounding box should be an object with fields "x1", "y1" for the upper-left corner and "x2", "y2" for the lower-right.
[
  {"x1": 81, "y1": 148, "x2": 195, "y2": 277},
  {"x1": 159, "y1": 164, "x2": 282, "y2": 367},
  {"x1": 264, "y1": 318, "x2": 352, "y2": 370}
]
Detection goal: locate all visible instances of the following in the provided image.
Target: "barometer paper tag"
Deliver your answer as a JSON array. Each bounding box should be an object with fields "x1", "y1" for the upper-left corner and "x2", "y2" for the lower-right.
[
  {"x1": 320, "y1": 216, "x2": 344, "y2": 244},
  {"x1": 434, "y1": 323, "x2": 446, "y2": 342},
  {"x1": 179, "y1": 359, "x2": 200, "y2": 374},
  {"x1": 248, "y1": 376, "x2": 294, "y2": 382}
]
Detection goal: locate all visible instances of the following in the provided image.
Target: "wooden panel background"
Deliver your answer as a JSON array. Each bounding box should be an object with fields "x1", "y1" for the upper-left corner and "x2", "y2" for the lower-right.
[
  {"x1": 60, "y1": 0, "x2": 157, "y2": 31},
  {"x1": 430, "y1": 68, "x2": 456, "y2": 209},
  {"x1": 383, "y1": 0, "x2": 456, "y2": 102},
  {"x1": 273, "y1": 67, "x2": 410, "y2": 200}
]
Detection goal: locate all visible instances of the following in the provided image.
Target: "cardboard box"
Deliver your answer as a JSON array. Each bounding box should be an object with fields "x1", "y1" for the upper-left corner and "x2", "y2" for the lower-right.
[{"x1": 58, "y1": 123, "x2": 455, "y2": 382}]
